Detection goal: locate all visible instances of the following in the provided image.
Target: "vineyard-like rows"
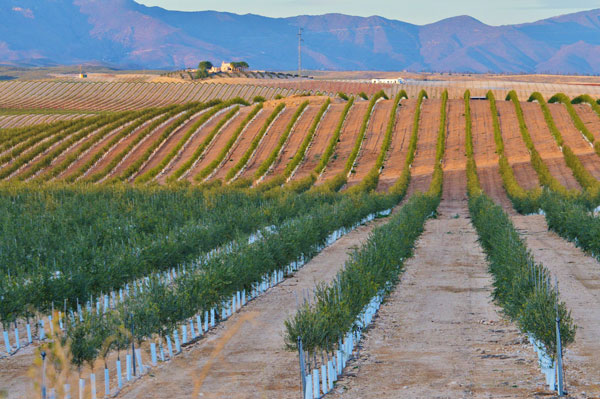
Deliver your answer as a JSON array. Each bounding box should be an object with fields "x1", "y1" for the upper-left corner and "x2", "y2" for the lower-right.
[
  {"x1": 3, "y1": 86, "x2": 600, "y2": 398},
  {"x1": 2, "y1": 80, "x2": 598, "y2": 113},
  {"x1": 0, "y1": 91, "x2": 599, "y2": 195}
]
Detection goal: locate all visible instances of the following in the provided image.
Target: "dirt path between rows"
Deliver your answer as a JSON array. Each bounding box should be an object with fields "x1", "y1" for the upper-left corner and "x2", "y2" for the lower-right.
[
  {"x1": 267, "y1": 100, "x2": 326, "y2": 178},
  {"x1": 210, "y1": 106, "x2": 273, "y2": 181},
  {"x1": 185, "y1": 107, "x2": 253, "y2": 182},
  {"x1": 574, "y1": 104, "x2": 600, "y2": 143},
  {"x1": 471, "y1": 100, "x2": 515, "y2": 213},
  {"x1": 291, "y1": 102, "x2": 346, "y2": 181},
  {"x1": 520, "y1": 102, "x2": 581, "y2": 191},
  {"x1": 117, "y1": 212, "x2": 393, "y2": 399},
  {"x1": 407, "y1": 99, "x2": 442, "y2": 195},
  {"x1": 329, "y1": 193, "x2": 543, "y2": 398},
  {"x1": 238, "y1": 105, "x2": 298, "y2": 180},
  {"x1": 347, "y1": 99, "x2": 393, "y2": 187},
  {"x1": 377, "y1": 99, "x2": 416, "y2": 192},
  {"x1": 548, "y1": 103, "x2": 600, "y2": 181},
  {"x1": 512, "y1": 214, "x2": 600, "y2": 398},
  {"x1": 318, "y1": 101, "x2": 369, "y2": 183}
]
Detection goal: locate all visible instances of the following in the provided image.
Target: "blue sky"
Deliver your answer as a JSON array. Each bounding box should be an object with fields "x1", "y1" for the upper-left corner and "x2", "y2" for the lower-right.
[{"x1": 136, "y1": 0, "x2": 598, "y2": 25}]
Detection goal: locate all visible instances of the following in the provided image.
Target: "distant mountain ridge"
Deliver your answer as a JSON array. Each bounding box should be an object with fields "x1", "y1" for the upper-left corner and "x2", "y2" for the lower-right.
[{"x1": 1, "y1": 0, "x2": 600, "y2": 73}]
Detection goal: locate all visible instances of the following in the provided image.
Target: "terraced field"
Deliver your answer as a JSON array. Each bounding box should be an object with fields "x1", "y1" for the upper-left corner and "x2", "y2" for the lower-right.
[{"x1": 3, "y1": 83, "x2": 600, "y2": 399}]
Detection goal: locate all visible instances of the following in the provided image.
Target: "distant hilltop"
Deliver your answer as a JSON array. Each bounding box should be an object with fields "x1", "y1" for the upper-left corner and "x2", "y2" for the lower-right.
[{"x1": 1, "y1": 0, "x2": 600, "y2": 74}]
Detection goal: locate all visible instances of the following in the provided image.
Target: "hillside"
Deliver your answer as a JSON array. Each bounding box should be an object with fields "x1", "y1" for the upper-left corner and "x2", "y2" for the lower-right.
[{"x1": 2, "y1": 1, "x2": 600, "y2": 73}]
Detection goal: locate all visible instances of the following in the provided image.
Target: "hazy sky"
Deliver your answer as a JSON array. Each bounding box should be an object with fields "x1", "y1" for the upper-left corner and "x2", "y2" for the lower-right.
[{"x1": 136, "y1": 0, "x2": 598, "y2": 25}]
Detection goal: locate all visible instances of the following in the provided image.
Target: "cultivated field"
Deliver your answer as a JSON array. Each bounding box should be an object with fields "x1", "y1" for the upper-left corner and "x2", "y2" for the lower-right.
[{"x1": 1, "y1": 77, "x2": 600, "y2": 398}]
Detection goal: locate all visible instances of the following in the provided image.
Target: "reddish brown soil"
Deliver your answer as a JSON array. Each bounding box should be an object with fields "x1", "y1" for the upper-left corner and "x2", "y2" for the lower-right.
[
  {"x1": 548, "y1": 102, "x2": 600, "y2": 180},
  {"x1": 329, "y1": 198, "x2": 542, "y2": 398},
  {"x1": 520, "y1": 101, "x2": 581, "y2": 190},
  {"x1": 573, "y1": 104, "x2": 600, "y2": 142},
  {"x1": 185, "y1": 107, "x2": 254, "y2": 182},
  {"x1": 512, "y1": 214, "x2": 600, "y2": 398},
  {"x1": 441, "y1": 100, "x2": 467, "y2": 203},
  {"x1": 105, "y1": 112, "x2": 187, "y2": 180},
  {"x1": 157, "y1": 109, "x2": 233, "y2": 183},
  {"x1": 471, "y1": 100, "x2": 514, "y2": 212},
  {"x1": 406, "y1": 99, "x2": 442, "y2": 195},
  {"x1": 346, "y1": 99, "x2": 394, "y2": 187},
  {"x1": 267, "y1": 101, "x2": 325, "y2": 178},
  {"x1": 376, "y1": 99, "x2": 417, "y2": 192},
  {"x1": 238, "y1": 105, "x2": 298, "y2": 180},
  {"x1": 290, "y1": 102, "x2": 346, "y2": 181},
  {"x1": 496, "y1": 101, "x2": 540, "y2": 190},
  {"x1": 80, "y1": 116, "x2": 164, "y2": 179},
  {"x1": 133, "y1": 109, "x2": 210, "y2": 179},
  {"x1": 210, "y1": 106, "x2": 274, "y2": 181},
  {"x1": 317, "y1": 101, "x2": 370, "y2": 183}
]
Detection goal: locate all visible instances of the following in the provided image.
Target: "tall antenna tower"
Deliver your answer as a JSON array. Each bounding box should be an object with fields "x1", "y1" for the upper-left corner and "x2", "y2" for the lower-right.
[{"x1": 297, "y1": 28, "x2": 303, "y2": 79}]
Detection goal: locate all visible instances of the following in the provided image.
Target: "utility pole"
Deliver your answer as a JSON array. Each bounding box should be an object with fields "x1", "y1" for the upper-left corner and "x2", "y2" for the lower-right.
[{"x1": 297, "y1": 28, "x2": 303, "y2": 79}]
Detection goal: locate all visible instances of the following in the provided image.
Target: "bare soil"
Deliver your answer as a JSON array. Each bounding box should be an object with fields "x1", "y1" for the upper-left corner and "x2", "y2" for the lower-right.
[
  {"x1": 511, "y1": 214, "x2": 600, "y2": 398},
  {"x1": 329, "y1": 196, "x2": 543, "y2": 399},
  {"x1": 520, "y1": 101, "x2": 581, "y2": 191},
  {"x1": 157, "y1": 109, "x2": 232, "y2": 183},
  {"x1": 115, "y1": 213, "x2": 393, "y2": 399},
  {"x1": 406, "y1": 99, "x2": 442, "y2": 195},
  {"x1": 210, "y1": 106, "x2": 273, "y2": 181},
  {"x1": 548, "y1": 103, "x2": 600, "y2": 180},
  {"x1": 496, "y1": 100, "x2": 540, "y2": 190},
  {"x1": 238, "y1": 105, "x2": 298, "y2": 180},
  {"x1": 471, "y1": 100, "x2": 515, "y2": 212},
  {"x1": 267, "y1": 99, "x2": 327, "y2": 178},
  {"x1": 346, "y1": 99, "x2": 394, "y2": 187},
  {"x1": 574, "y1": 104, "x2": 600, "y2": 142},
  {"x1": 133, "y1": 109, "x2": 210, "y2": 178},
  {"x1": 318, "y1": 101, "x2": 369, "y2": 183},
  {"x1": 185, "y1": 107, "x2": 253, "y2": 182},
  {"x1": 291, "y1": 102, "x2": 346, "y2": 181},
  {"x1": 376, "y1": 99, "x2": 416, "y2": 192}
]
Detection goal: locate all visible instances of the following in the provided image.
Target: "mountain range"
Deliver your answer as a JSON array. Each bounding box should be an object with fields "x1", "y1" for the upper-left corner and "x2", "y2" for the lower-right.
[{"x1": 2, "y1": 0, "x2": 600, "y2": 74}]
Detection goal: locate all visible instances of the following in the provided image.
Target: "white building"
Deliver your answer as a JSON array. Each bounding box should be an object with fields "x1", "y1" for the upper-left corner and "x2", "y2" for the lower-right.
[{"x1": 371, "y1": 77, "x2": 405, "y2": 84}]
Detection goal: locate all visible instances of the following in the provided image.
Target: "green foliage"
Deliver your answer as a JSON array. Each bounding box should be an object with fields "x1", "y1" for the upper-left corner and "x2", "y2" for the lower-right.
[
  {"x1": 388, "y1": 90, "x2": 428, "y2": 197},
  {"x1": 315, "y1": 97, "x2": 355, "y2": 175},
  {"x1": 344, "y1": 90, "x2": 388, "y2": 176},
  {"x1": 464, "y1": 91, "x2": 482, "y2": 197},
  {"x1": 253, "y1": 96, "x2": 266, "y2": 103},
  {"x1": 48, "y1": 189, "x2": 396, "y2": 367},
  {"x1": 194, "y1": 103, "x2": 263, "y2": 181},
  {"x1": 84, "y1": 103, "x2": 198, "y2": 183},
  {"x1": 137, "y1": 98, "x2": 249, "y2": 184},
  {"x1": 507, "y1": 91, "x2": 574, "y2": 198},
  {"x1": 116, "y1": 101, "x2": 222, "y2": 182},
  {"x1": 285, "y1": 193, "x2": 439, "y2": 353},
  {"x1": 231, "y1": 61, "x2": 249, "y2": 70},
  {"x1": 468, "y1": 193, "x2": 575, "y2": 356},
  {"x1": 284, "y1": 99, "x2": 331, "y2": 179},
  {"x1": 0, "y1": 184, "x2": 356, "y2": 324},
  {"x1": 64, "y1": 107, "x2": 174, "y2": 183},
  {"x1": 549, "y1": 93, "x2": 595, "y2": 144},
  {"x1": 225, "y1": 103, "x2": 286, "y2": 181},
  {"x1": 486, "y1": 91, "x2": 540, "y2": 213},
  {"x1": 337, "y1": 92, "x2": 349, "y2": 101},
  {"x1": 358, "y1": 92, "x2": 369, "y2": 100},
  {"x1": 426, "y1": 90, "x2": 448, "y2": 198},
  {"x1": 529, "y1": 92, "x2": 600, "y2": 195},
  {"x1": 347, "y1": 90, "x2": 407, "y2": 195},
  {"x1": 274, "y1": 94, "x2": 284, "y2": 100},
  {"x1": 254, "y1": 101, "x2": 309, "y2": 180},
  {"x1": 168, "y1": 104, "x2": 242, "y2": 182}
]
